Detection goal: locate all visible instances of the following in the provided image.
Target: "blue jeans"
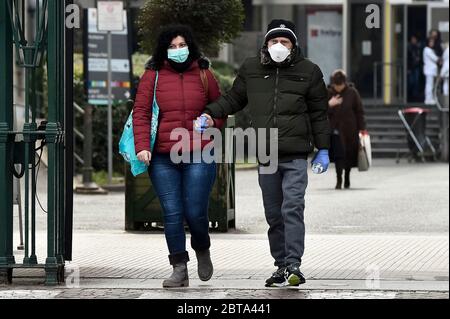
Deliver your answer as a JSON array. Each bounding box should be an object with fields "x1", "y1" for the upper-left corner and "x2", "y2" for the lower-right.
[{"x1": 149, "y1": 152, "x2": 216, "y2": 265}]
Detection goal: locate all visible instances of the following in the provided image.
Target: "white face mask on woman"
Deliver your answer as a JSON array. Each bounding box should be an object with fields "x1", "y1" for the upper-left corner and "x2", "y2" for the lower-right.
[{"x1": 268, "y1": 43, "x2": 291, "y2": 63}]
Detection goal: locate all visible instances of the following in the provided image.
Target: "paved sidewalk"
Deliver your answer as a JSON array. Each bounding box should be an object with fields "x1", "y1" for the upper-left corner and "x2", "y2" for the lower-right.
[
  {"x1": 2, "y1": 232, "x2": 447, "y2": 298},
  {"x1": 0, "y1": 287, "x2": 448, "y2": 299},
  {"x1": 11, "y1": 232, "x2": 449, "y2": 282},
  {"x1": 4, "y1": 159, "x2": 448, "y2": 299}
]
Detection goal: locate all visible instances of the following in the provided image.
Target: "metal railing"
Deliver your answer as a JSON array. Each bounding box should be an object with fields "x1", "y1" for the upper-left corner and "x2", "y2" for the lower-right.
[
  {"x1": 73, "y1": 102, "x2": 84, "y2": 166},
  {"x1": 13, "y1": 89, "x2": 86, "y2": 167},
  {"x1": 433, "y1": 75, "x2": 449, "y2": 162},
  {"x1": 1, "y1": 0, "x2": 69, "y2": 286},
  {"x1": 433, "y1": 76, "x2": 449, "y2": 113}
]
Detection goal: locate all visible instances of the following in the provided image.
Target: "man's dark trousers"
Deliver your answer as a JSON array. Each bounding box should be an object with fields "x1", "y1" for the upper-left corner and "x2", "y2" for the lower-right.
[{"x1": 258, "y1": 159, "x2": 308, "y2": 267}]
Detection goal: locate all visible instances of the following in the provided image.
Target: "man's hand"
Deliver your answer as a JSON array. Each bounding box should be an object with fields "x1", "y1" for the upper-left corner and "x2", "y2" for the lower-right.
[
  {"x1": 137, "y1": 150, "x2": 152, "y2": 166},
  {"x1": 311, "y1": 149, "x2": 330, "y2": 174},
  {"x1": 328, "y1": 95, "x2": 343, "y2": 108}
]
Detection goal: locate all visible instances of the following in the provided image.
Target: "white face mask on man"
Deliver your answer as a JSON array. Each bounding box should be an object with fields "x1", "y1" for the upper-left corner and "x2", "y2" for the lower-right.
[{"x1": 268, "y1": 42, "x2": 291, "y2": 63}]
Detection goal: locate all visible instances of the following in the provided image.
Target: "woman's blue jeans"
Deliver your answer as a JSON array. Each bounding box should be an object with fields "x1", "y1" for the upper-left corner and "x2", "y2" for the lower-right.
[{"x1": 149, "y1": 152, "x2": 216, "y2": 265}]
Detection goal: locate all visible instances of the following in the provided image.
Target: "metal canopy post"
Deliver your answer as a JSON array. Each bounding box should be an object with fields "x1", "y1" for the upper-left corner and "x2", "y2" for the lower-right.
[
  {"x1": 45, "y1": 0, "x2": 66, "y2": 285},
  {"x1": 0, "y1": 0, "x2": 16, "y2": 285},
  {"x1": 0, "y1": 0, "x2": 70, "y2": 286}
]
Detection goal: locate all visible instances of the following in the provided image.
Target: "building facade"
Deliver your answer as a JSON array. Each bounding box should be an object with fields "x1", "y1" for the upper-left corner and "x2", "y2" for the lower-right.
[
  {"x1": 72, "y1": 0, "x2": 449, "y2": 104},
  {"x1": 237, "y1": 0, "x2": 449, "y2": 104}
]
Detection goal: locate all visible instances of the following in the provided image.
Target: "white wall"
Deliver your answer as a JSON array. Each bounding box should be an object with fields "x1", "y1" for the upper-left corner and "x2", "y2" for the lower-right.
[{"x1": 307, "y1": 10, "x2": 343, "y2": 84}]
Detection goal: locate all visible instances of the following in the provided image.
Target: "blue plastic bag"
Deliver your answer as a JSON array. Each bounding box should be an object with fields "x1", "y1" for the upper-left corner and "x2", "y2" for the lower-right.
[{"x1": 119, "y1": 71, "x2": 159, "y2": 176}]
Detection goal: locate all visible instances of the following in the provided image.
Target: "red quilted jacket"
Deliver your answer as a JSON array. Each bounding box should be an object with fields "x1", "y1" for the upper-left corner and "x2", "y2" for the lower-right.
[{"x1": 133, "y1": 58, "x2": 225, "y2": 155}]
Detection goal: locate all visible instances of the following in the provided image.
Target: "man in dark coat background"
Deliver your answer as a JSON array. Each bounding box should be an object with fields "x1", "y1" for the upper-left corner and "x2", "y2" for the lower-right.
[{"x1": 328, "y1": 69, "x2": 367, "y2": 189}]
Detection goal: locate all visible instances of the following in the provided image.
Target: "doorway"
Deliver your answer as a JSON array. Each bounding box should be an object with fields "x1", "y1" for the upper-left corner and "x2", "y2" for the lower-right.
[{"x1": 406, "y1": 5, "x2": 427, "y2": 103}]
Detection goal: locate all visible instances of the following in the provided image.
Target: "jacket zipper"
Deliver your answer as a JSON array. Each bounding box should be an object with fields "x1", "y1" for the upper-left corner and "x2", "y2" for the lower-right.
[
  {"x1": 180, "y1": 73, "x2": 186, "y2": 128},
  {"x1": 274, "y1": 68, "x2": 279, "y2": 127}
]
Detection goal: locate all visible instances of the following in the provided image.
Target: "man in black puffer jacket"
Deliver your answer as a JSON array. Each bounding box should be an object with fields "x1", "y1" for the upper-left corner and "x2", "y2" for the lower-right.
[{"x1": 200, "y1": 19, "x2": 331, "y2": 287}]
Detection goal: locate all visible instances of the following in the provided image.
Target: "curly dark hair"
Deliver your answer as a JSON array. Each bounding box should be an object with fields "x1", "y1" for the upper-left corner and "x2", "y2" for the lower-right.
[{"x1": 151, "y1": 25, "x2": 202, "y2": 70}]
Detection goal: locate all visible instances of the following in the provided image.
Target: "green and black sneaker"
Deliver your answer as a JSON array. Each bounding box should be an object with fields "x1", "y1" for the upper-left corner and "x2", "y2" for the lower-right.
[
  {"x1": 265, "y1": 267, "x2": 287, "y2": 287},
  {"x1": 286, "y1": 263, "x2": 306, "y2": 286}
]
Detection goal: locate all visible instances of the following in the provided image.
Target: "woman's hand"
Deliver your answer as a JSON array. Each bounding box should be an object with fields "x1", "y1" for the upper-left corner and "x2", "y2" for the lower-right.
[
  {"x1": 194, "y1": 113, "x2": 214, "y2": 132},
  {"x1": 359, "y1": 130, "x2": 369, "y2": 136},
  {"x1": 329, "y1": 95, "x2": 343, "y2": 108},
  {"x1": 137, "y1": 150, "x2": 152, "y2": 166}
]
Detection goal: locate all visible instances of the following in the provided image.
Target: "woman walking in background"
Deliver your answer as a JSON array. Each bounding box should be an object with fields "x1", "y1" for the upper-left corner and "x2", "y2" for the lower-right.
[
  {"x1": 328, "y1": 70, "x2": 367, "y2": 189},
  {"x1": 132, "y1": 25, "x2": 225, "y2": 288}
]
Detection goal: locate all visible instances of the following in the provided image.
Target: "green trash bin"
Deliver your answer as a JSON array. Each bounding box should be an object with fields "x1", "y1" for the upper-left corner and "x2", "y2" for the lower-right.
[{"x1": 125, "y1": 116, "x2": 236, "y2": 232}]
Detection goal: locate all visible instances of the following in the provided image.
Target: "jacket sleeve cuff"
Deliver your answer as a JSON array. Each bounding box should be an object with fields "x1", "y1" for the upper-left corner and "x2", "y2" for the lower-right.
[
  {"x1": 212, "y1": 117, "x2": 226, "y2": 129},
  {"x1": 135, "y1": 144, "x2": 150, "y2": 155},
  {"x1": 314, "y1": 135, "x2": 330, "y2": 150}
]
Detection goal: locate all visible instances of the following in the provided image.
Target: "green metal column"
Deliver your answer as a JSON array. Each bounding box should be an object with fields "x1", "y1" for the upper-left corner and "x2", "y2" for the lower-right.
[
  {"x1": 0, "y1": 0, "x2": 15, "y2": 284},
  {"x1": 45, "y1": 0, "x2": 65, "y2": 285},
  {"x1": 57, "y1": 1, "x2": 66, "y2": 267},
  {"x1": 23, "y1": 48, "x2": 39, "y2": 266},
  {"x1": 0, "y1": 0, "x2": 69, "y2": 286}
]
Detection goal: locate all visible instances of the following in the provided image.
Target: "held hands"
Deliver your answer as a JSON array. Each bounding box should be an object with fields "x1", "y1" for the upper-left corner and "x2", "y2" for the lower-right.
[
  {"x1": 137, "y1": 150, "x2": 152, "y2": 166},
  {"x1": 194, "y1": 114, "x2": 214, "y2": 133},
  {"x1": 329, "y1": 95, "x2": 343, "y2": 108},
  {"x1": 311, "y1": 149, "x2": 330, "y2": 174}
]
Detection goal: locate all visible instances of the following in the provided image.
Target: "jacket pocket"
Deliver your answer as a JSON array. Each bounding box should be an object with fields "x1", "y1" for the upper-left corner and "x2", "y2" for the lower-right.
[
  {"x1": 280, "y1": 73, "x2": 310, "y2": 82},
  {"x1": 247, "y1": 74, "x2": 272, "y2": 92},
  {"x1": 280, "y1": 73, "x2": 310, "y2": 95}
]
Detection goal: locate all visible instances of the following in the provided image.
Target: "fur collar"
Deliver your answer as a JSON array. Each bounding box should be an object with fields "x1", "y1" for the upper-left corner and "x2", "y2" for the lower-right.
[{"x1": 145, "y1": 56, "x2": 211, "y2": 70}]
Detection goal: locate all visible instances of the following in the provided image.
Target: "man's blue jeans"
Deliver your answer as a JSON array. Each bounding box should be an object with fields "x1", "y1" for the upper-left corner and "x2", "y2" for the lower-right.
[{"x1": 149, "y1": 152, "x2": 216, "y2": 265}]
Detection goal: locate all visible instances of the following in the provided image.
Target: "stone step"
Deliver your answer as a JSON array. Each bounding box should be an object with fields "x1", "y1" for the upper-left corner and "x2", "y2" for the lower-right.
[{"x1": 367, "y1": 123, "x2": 441, "y2": 130}]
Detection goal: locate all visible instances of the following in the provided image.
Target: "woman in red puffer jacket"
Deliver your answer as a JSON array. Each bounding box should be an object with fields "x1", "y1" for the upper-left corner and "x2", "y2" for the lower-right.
[{"x1": 132, "y1": 25, "x2": 225, "y2": 289}]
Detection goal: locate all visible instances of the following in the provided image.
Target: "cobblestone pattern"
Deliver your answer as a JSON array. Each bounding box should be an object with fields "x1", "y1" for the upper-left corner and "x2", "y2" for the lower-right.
[{"x1": 0, "y1": 288, "x2": 448, "y2": 299}]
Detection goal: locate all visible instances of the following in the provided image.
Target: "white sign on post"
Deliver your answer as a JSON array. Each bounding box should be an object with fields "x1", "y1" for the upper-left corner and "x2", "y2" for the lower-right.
[
  {"x1": 97, "y1": 1, "x2": 124, "y2": 32},
  {"x1": 97, "y1": 1, "x2": 124, "y2": 185}
]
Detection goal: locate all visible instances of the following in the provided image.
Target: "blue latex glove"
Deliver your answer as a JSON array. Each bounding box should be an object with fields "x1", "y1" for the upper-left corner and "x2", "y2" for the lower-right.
[
  {"x1": 194, "y1": 115, "x2": 208, "y2": 133},
  {"x1": 311, "y1": 149, "x2": 329, "y2": 174}
]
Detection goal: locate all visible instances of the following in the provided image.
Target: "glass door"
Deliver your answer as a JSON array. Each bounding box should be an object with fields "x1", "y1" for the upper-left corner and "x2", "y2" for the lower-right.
[
  {"x1": 392, "y1": 5, "x2": 406, "y2": 104},
  {"x1": 349, "y1": 1, "x2": 383, "y2": 100}
]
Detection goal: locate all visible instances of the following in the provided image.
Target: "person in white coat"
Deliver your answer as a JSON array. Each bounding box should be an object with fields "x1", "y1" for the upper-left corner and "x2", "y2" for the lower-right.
[
  {"x1": 441, "y1": 45, "x2": 449, "y2": 97},
  {"x1": 423, "y1": 38, "x2": 440, "y2": 104}
]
